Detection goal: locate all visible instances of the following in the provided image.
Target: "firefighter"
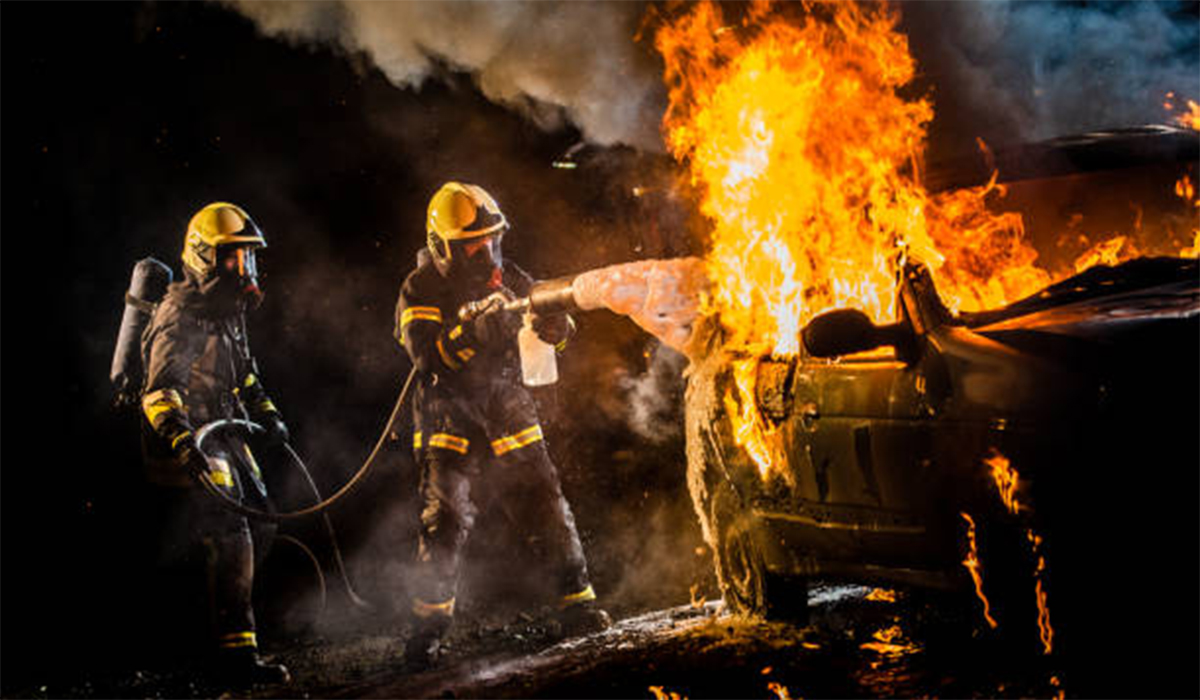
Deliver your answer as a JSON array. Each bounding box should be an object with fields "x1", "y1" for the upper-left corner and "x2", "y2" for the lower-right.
[
  {"x1": 139, "y1": 202, "x2": 290, "y2": 686},
  {"x1": 395, "y1": 182, "x2": 611, "y2": 668}
]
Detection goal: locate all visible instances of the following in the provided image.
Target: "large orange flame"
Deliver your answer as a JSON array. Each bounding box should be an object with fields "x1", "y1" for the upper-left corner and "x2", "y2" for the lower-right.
[
  {"x1": 656, "y1": 1, "x2": 1050, "y2": 354},
  {"x1": 654, "y1": 1, "x2": 1052, "y2": 476},
  {"x1": 655, "y1": 1, "x2": 1196, "y2": 478}
]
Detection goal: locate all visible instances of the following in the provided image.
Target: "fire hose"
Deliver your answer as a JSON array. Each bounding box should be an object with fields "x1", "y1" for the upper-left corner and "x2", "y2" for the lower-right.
[
  {"x1": 187, "y1": 365, "x2": 418, "y2": 610},
  {"x1": 191, "y1": 365, "x2": 416, "y2": 523}
]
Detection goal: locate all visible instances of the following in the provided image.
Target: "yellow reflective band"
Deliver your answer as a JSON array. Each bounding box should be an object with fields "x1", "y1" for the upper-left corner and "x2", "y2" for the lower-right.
[
  {"x1": 413, "y1": 597, "x2": 456, "y2": 619},
  {"x1": 243, "y1": 374, "x2": 257, "y2": 388},
  {"x1": 401, "y1": 306, "x2": 444, "y2": 329},
  {"x1": 437, "y1": 337, "x2": 461, "y2": 370},
  {"x1": 209, "y1": 470, "x2": 233, "y2": 487},
  {"x1": 219, "y1": 631, "x2": 257, "y2": 648},
  {"x1": 449, "y1": 324, "x2": 464, "y2": 340},
  {"x1": 456, "y1": 347, "x2": 476, "y2": 363},
  {"x1": 428, "y1": 433, "x2": 470, "y2": 454},
  {"x1": 555, "y1": 338, "x2": 569, "y2": 353},
  {"x1": 413, "y1": 431, "x2": 423, "y2": 449},
  {"x1": 560, "y1": 584, "x2": 596, "y2": 609},
  {"x1": 255, "y1": 399, "x2": 278, "y2": 414},
  {"x1": 170, "y1": 431, "x2": 193, "y2": 450},
  {"x1": 491, "y1": 425, "x2": 544, "y2": 456},
  {"x1": 142, "y1": 388, "x2": 184, "y2": 427}
]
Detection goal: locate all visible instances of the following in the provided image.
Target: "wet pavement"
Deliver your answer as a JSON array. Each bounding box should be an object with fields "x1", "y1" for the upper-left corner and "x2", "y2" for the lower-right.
[
  {"x1": 19, "y1": 582, "x2": 1188, "y2": 699},
  {"x1": 252, "y1": 584, "x2": 1065, "y2": 699}
]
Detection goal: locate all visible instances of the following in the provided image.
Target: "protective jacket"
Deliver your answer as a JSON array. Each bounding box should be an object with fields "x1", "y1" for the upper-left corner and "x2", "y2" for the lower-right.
[
  {"x1": 394, "y1": 249, "x2": 595, "y2": 619},
  {"x1": 139, "y1": 273, "x2": 279, "y2": 654},
  {"x1": 141, "y1": 278, "x2": 282, "y2": 486}
]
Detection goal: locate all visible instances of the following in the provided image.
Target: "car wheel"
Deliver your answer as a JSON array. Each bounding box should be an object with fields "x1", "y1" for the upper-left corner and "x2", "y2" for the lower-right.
[{"x1": 710, "y1": 483, "x2": 809, "y2": 624}]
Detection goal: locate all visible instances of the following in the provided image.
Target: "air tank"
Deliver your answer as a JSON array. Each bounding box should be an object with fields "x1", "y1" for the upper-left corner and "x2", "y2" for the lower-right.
[{"x1": 110, "y1": 257, "x2": 173, "y2": 405}]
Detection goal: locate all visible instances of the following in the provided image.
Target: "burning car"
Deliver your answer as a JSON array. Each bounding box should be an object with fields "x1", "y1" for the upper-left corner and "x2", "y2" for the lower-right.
[
  {"x1": 681, "y1": 127, "x2": 1199, "y2": 669},
  {"x1": 686, "y1": 253, "x2": 1198, "y2": 622}
]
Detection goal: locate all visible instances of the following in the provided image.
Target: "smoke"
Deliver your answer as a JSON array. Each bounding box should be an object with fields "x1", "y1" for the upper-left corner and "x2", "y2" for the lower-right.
[
  {"x1": 226, "y1": 0, "x2": 666, "y2": 150},
  {"x1": 902, "y1": 0, "x2": 1200, "y2": 149},
  {"x1": 616, "y1": 342, "x2": 687, "y2": 444}
]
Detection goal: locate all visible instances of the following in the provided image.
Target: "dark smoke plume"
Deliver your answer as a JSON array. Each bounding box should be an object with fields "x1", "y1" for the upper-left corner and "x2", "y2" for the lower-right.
[
  {"x1": 226, "y1": 0, "x2": 667, "y2": 150},
  {"x1": 902, "y1": 0, "x2": 1200, "y2": 151}
]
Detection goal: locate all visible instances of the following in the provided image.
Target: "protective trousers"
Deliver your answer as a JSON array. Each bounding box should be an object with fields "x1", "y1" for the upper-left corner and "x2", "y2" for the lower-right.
[
  {"x1": 154, "y1": 434, "x2": 274, "y2": 653},
  {"x1": 409, "y1": 376, "x2": 593, "y2": 620}
]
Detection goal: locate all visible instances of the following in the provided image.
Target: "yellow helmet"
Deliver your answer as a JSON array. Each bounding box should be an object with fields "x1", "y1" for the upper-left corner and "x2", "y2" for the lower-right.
[
  {"x1": 426, "y1": 182, "x2": 507, "y2": 275},
  {"x1": 182, "y1": 202, "x2": 267, "y2": 277}
]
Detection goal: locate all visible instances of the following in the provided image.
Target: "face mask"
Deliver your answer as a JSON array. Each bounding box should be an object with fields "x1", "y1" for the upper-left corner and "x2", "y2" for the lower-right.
[
  {"x1": 217, "y1": 245, "x2": 265, "y2": 309},
  {"x1": 453, "y1": 234, "x2": 503, "y2": 288}
]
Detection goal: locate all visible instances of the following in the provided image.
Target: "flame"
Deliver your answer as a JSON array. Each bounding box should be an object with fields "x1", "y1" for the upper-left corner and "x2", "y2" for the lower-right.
[
  {"x1": 859, "y1": 624, "x2": 920, "y2": 656},
  {"x1": 649, "y1": 686, "x2": 688, "y2": 700},
  {"x1": 1028, "y1": 530, "x2": 1055, "y2": 655},
  {"x1": 656, "y1": 4, "x2": 1197, "y2": 478},
  {"x1": 654, "y1": 2, "x2": 1054, "y2": 475},
  {"x1": 1175, "y1": 170, "x2": 1200, "y2": 258},
  {"x1": 721, "y1": 358, "x2": 782, "y2": 478},
  {"x1": 1050, "y1": 675, "x2": 1065, "y2": 700},
  {"x1": 960, "y1": 512, "x2": 998, "y2": 629},
  {"x1": 767, "y1": 681, "x2": 792, "y2": 700},
  {"x1": 656, "y1": 1, "x2": 1052, "y2": 343},
  {"x1": 1072, "y1": 235, "x2": 1139, "y2": 273},
  {"x1": 1178, "y1": 174, "x2": 1197, "y2": 202},
  {"x1": 1176, "y1": 99, "x2": 1200, "y2": 131},
  {"x1": 689, "y1": 583, "x2": 706, "y2": 609},
  {"x1": 986, "y1": 450, "x2": 1056, "y2": 654},
  {"x1": 865, "y1": 588, "x2": 897, "y2": 603},
  {"x1": 985, "y1": 449, "x2": 1021, "y2": 515}
]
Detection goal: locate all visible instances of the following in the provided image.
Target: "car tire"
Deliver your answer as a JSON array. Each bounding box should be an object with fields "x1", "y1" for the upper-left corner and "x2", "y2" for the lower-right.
[{"x1": 710, "y1": 483, "x2": 809, "y2": 624}]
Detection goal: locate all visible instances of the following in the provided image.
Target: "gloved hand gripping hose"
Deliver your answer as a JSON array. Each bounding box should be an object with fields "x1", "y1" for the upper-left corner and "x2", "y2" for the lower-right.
[
  {"x1": 192, "y1": 365, "x2": 417, "y2": 522},
  {"x1": 190, "y1": 365, "x2": 419, "y2": 609}
]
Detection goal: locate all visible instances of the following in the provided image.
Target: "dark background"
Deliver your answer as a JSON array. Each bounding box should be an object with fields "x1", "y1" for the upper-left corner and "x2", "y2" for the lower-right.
[{"x1": 3, "y1": 1, "x2": 707, "y2": 690}]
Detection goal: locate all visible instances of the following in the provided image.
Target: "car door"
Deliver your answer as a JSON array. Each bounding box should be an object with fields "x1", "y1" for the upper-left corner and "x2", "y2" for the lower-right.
[{"x1": 783, "y1": 344, "x2": 940, "y2": 570}]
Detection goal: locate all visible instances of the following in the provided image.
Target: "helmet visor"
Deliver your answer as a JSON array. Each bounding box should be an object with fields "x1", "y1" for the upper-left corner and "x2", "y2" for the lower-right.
[{"x1": 217, "y1": 244, "x2": 263, "y2": 299}]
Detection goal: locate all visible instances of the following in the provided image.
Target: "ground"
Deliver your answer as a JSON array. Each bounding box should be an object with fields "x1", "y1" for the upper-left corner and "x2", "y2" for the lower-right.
[{"x1": 13, "y1": 584, "x2": 1070, "y2": 700}]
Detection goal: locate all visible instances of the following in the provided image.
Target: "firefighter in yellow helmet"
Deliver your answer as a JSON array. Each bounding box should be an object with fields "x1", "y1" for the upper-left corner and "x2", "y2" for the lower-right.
[
  {"x1": 139, "y1": 202, "x2": 289, "y2": 687},
  {"x1": 394, "y1": 182, "x2": 610, "y2": 668}
]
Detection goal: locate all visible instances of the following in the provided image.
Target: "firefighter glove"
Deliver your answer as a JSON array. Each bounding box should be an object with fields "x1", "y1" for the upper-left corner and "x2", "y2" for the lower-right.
[
  {"x1": 173, "y1": 434, "x2": 211, "y2": 478},
  {"x1": 466, "y1": 306, "x2": 515, "y2": 350}
]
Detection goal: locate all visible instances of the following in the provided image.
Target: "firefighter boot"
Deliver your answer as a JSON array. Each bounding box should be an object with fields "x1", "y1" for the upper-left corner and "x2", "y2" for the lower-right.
[
  {"x1": 214, "y1": 647, "x2": 291, "y2": 688},
  {"x1": 404, "y1": 614, "x2": 452, "y2": 671},
  {"x1": 557, "y1": 600, "x2": 613, "y2": 639}
]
